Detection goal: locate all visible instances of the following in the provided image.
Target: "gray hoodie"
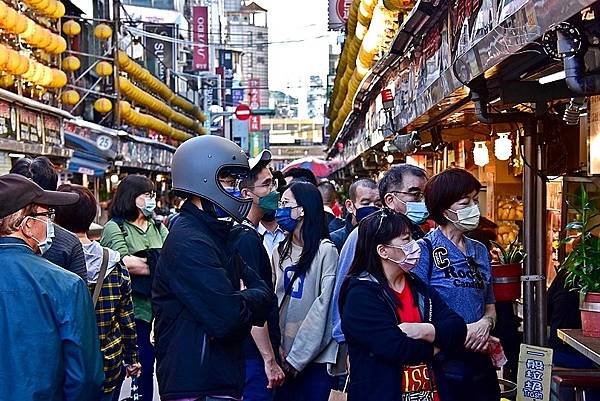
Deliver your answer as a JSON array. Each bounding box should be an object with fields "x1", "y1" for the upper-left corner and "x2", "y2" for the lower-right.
[
  {"x1": 82, "y1": 241, "x2": 121, "y2": 284},
  {"x1": 273, "y1": 239, "x2": 339, "y2": 372}
]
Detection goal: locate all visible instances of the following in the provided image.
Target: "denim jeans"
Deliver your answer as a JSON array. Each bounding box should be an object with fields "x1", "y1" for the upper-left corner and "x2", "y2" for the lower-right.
[
  {"x1": 136, "y1": 319, "x2": 155, "y2": 401},
  {"x1": 274, "y1": 363, "x2": 335, "y2": 401},
  {"x1": 244, "y1": 358, "x2": 274, "y2": 401}
]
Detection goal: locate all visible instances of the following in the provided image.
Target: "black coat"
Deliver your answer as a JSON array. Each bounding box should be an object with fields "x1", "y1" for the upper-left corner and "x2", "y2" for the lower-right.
[
  {"x1": 152, "y1": 201, "x2": 273, "y2": 400},
  {"x1": 340, "y1": 273, "x2": 467, "y2": 401}
]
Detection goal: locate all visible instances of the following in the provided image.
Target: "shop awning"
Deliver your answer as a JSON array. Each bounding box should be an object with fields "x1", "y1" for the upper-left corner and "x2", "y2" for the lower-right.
[
  {"x1": 64, "y1": 131, "x2": 117, "y2": 160},
  {"x1": 67, "y1": 150, "x2": 110, "y2": 176}
]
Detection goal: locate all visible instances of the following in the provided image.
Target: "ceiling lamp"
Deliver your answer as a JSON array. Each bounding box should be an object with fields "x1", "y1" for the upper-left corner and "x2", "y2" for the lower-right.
[
  {"x1": 494, "y1": 132, "x2": 512, "y2": 161},
  {"x1": 473, "y1": 141, "x2": 490, "y2": 167}
]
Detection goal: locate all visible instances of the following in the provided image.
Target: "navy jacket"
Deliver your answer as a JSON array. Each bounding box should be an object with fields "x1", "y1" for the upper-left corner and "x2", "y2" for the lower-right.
[
  {"x1": 152, "y1": 202, "x2": 273, "y2": 400},
  {"x1": 44, "y1": 224, "x2": 87, "y2": 281},
  {"x1": 340, "y1": 273, "x2": 466, "y2": 401},
  {"x1": 330, "y1": 215, "x2": 354, "y2": 251},
  {"x1": 326, "y1": 211, "x2": 345, "y2": 233}
]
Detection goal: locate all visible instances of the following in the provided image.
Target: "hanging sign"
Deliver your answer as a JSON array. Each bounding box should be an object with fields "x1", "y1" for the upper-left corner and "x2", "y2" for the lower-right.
[
  {"x1": 516, "y1": 344, "x2": 553, "y2": 401},
  {"x1": 328, "y1": 0, "x2": 352, "y2": 30},
  {"x1": 144, "y1": 23, "x2": 175, "y2": 87},
  {"x1": 43, "y1": 114, "x2": 62, "y2": 147},
  {"x1": 192, "y1": 6, "x2": 209, "y2": 71},
  {"x1": 18, "y1": 107, "x2": 42, "y2": 144},
  {"x1": 0, "y1": 100, "x2": 17, "y2": 140}
]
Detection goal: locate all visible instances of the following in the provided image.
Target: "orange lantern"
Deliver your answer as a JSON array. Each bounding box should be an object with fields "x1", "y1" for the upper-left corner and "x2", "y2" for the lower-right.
[
  {"x1": 95, "y1": 61, "x2": 113, "y2": 77},
  {"x1": 94, "y1": 98, "x2": 112, "y2": 113},
  {"x1": 62, "y1": 56, "x2": 80, "y2": 72},
  {"x1": 62, "y1": 20, "x2": 81, "y2": 37},
  {"x1": 61, "y1": 90, "x2": 80, "y2": 105},
  {"x1": 94, "y1": 24, "x2": 113, "y2": 41}
]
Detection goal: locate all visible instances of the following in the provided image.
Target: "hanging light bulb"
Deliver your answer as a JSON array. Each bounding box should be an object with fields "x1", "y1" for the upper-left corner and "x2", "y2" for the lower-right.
[
  {"x1": 494, "y1": 132, "x2": 512, "y2": 161},
  {"x1": 386, "y1": 154, "x2": 394, "y2": 163},
  {"x1": 473, "y1": 141, "x2": 490, "y2": 167}
]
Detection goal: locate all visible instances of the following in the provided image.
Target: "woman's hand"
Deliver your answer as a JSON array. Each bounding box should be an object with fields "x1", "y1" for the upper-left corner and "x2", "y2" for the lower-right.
[
  {"x1": 123, "y1": 255, "x2": 150, "y2": 276},
  {"x1": 125, "y1": 362, "x2": 142, "y2": 377},
  {"x1": 398, "y1": 322, "x2": 436, "y2": 343},
  {"x1": 264, "y1": 358, "x2": 285, "y2": 388},
  {"x1": 465, "y1": 317, "x2": 492, "y2": 352}
]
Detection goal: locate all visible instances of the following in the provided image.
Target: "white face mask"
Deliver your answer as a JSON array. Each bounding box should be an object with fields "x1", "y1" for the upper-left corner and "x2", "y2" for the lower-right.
[
  {"x1": 26, "y1": 217, "x2": 55, "y2": 254},
  {"x1": 446, "y1": 204, "x2": 481, "y2": 231},
  {"x1": 385, "y1": 239, "x2": 421, "y2": 272}
]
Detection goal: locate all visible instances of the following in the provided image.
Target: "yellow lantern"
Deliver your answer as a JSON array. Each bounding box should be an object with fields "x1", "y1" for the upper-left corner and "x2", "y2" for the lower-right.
[
  {"x1": 119, "y1": 100, "x2": 132, "y2": 116},
  {"x1": 0, "y1": 2, "x2": 7, "y2": 21},
  {"x1": 61, "y1": 56, "x2": 80, "y2": 72},
  {"x1": 4, "y1": 50, "x2": 20, "y2": 74},
  {"x1": 117, "y1": 50, "x2": 130, "y2": 68},
  {"x1": 94, "y1": 24, "x2": 113, "y2": 41},
  {"x1": 62, "y1": 20, "x2": 81, "y2": 37},
  {"x1": 53, "y1": 36, "x2": 67, "y2": 54},
  {"x1": 0, "y1": 74, "x2": 14, "y2": 88},
  {"x1": 33, "y1": 0, "x2": 50, "y2": 12},
  {"x1": 14, "y1": 14, "x2": 28, "y2": 35},
  {"x1": 39, "y1": 66, "x2": 54, "y2": 86},
  {"x1": 49, "y1": 69, "x2": 67, "y2": 88},
  {"x1": 61, "y1": 90, "x2": 80, "y2": 105},
  {"x1": 20, "y1": 19, "x2": 36, "y2": 42},
  {"x1": 14, "y1": 55, "x2": 30, "y2": 76},
  {"x1": 3, "y1": 7, "x2": 17, "y2": 33},
  {"x1": 95, "y1": 61, "x2": 113, "y2": 77},
  {"x1": 0, "y1": 45, "x2": 8, "y2": 71},
  {"x1": 94, "y1": 98, "x2": 112, "y2": 113},
  {"x1": 45, "y1": 35, "x2": 59, "y2": 54},
  {"x1": 53, "y1": 1, "x2": 65, "y2": 18},
  {"x1": 45, "y1": 0, "x2": 58, "y2": 17}
]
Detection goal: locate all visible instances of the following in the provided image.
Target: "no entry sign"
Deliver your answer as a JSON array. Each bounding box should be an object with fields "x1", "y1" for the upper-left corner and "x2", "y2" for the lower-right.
[{"x1": 235, "y1": 104, "x2": 251, "y2": 120}]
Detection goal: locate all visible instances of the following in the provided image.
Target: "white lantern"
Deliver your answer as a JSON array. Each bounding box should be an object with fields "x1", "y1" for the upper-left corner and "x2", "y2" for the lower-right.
[
  {"x1": 473, "y1": 141, "x2": 490, "y2": 167},
  {"x1": 494, "y1": 133, "x2": 512, "y2": 161}
]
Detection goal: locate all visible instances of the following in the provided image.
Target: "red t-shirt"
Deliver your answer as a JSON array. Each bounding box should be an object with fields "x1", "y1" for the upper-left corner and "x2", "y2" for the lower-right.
[{"x1": 392, "y1": 282, "x2": 440, "y2": 401}]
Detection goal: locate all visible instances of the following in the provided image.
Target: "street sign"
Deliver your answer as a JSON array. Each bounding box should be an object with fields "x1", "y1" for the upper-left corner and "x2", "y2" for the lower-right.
[
  {"x1": 235, "y1": 104, "x2": 251, "y2": 121},
  {"x1": 516, "y1": 344, "x2": 553, "y2": 401}
]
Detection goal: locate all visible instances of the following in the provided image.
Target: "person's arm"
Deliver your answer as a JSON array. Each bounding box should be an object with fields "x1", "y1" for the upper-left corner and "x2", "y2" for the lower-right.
[
  {"x1": 118, "y1": 264, "x2": 139, "y2": 368},
  {"x1": 411, "y1": 240, "x2": 432, "y2": 284},
  {"x1": 101, "y1": 222, "x2": 149, "y2": 276},
  {"x1": 286, "y1": 244, "x2": 339, "y2": 372},
  {"x1": 332, "y1": 229, "x2": 358, "y2": 344},
  {"x1": 60, "y1": 279, "x2": 105, "y2": 401},
  {"x1": 465, "y1": 303, "x2": 496, "y2": 352},
  {"x1": 341, "y1": 282, "x2": 434, "y2": 365},
  {"x1": 251, "y1": 324, "x2": 285, "y2": 388},
  {"x1": 159, "y1": 223, "x2": 169, "y2": 242}
]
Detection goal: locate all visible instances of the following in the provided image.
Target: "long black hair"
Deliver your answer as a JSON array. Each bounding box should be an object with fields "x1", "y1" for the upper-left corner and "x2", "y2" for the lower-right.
[
  {"x1": 278, "y1": 181, "x2": 329, "y2": 276},
  {"x1": 110, "y1": 175, "x2": 154, "y2": 222},
  {"x1": 340, "y1": 209, "x2": 414, "y2": 308}
]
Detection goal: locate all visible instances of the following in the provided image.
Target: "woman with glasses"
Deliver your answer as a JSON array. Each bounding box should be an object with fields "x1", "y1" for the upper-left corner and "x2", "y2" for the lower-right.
[
  {"x1": 273, "y1": 182, "x2": 339, "y2": 401},
  {"x1": 413, "y1": 168, "x2": 500, "y2": 401},
  {"x1": 101, "y1": 175, "x2": 168, "y2": 401},
  {"x1": 339, "y1": 209, "x2": 466, "y2": 401}
]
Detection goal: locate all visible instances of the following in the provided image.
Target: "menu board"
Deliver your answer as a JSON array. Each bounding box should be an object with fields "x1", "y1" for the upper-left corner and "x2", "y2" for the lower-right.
[
  {"x1": 18, "y1": 107, "x2": 42, "y2": 144},
  {"x1": 0, "y1": 100, "x2": 17, "y2": 140},
  {"x1": 43, "y1": 114, "x2": 63, "y2": 147}
]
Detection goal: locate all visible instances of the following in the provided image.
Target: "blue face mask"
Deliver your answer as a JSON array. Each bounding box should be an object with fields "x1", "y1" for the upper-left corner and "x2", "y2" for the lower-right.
[
  {"x1": 214, "y1": 188, "x2": 241, "y2": 219},
  {"x1": 404, "y1": 201, "x2": 429, "y2": 225},
  {"x1": 29, "y1": 217, "x2": 54, "y2": 255},
  {"x1": 140, "y1": 197, "x2": 156, "y2": 217},
  {"x1": 355, "y1": 206, "x2": 380, "y2": 223},
  {"x1": 275, "y1": 207, "x2": 299, "y2": 232}
]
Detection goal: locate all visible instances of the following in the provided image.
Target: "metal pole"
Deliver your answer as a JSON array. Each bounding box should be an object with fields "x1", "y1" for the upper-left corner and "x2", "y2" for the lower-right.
[
  {"x1": 112, "y1": 0, "x2": 121, "y2": 128},
  {"x1": 523, "y1": 117, "x2": 538, "y2": 345},
  {"x1": 535, "y1": 103, "x2": 548, "y2": 346}
]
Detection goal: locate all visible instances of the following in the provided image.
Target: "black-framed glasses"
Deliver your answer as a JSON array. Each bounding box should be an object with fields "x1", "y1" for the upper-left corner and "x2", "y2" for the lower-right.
[
  {"x1": 249, "y1": 178, "x2": 278, "y2": 191},
  {"x1": 389, "y1": 190, "x2": 424, "y2": 201},
  {"x1": 29, "y1": 210, "x2": 55, "y2": 221}
]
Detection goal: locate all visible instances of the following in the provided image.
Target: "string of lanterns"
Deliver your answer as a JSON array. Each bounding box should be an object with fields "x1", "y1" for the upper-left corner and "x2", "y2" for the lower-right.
[
  {"x1": 119, "y1": 100, "x2": 192, "y2": 142},
  {"x1": 472, "y1": 133, "x2": 514, "y2": 167}
]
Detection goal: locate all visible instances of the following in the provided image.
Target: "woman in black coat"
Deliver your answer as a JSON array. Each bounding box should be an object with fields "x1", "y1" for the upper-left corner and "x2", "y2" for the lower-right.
[{"x1": 340, "y1": 209, "x2": 467, "y2": 401}]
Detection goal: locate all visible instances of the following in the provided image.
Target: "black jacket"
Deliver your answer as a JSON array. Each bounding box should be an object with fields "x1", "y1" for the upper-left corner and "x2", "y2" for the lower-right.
[
  {"x1": 228, "y1": 223, "x2": 280, "y2": 359},
  {"x1": 330, "y1": 215, "x2": 354, "y2": 251},
  {"x1": 44, "y1": 224, "x2": 87, "y2": 281},
  {"x1": 152, "y1": 202, "x2": 273, "y2": 400},
  {"x1": 326, "y1": 211, "x2": 345, "y2": 233},
  {"x1": 340, "y1": 273, "x2": 466, "y2": 401}
]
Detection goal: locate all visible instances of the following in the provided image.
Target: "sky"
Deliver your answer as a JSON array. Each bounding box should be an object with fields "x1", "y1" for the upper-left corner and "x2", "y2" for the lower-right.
[{"x1": 256, "y1": 0, "x2": 340, "y2": 96}]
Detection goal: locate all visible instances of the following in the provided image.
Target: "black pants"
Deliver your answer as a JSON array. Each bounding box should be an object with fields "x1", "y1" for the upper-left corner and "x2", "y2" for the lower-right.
[{"x1": 433, "y1": 351, "x2": 500, "y2": 401}]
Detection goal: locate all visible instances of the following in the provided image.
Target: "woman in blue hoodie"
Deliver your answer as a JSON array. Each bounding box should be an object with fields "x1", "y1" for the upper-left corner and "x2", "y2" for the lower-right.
[{"x1": 339, "y1": 209, "x2": 466, "y2": 401}]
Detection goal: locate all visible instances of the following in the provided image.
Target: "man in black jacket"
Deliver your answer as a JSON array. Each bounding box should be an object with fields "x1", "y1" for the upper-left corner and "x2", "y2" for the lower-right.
[{"x1": 152, "y1": 136, "x2": 273, "y2": 401}]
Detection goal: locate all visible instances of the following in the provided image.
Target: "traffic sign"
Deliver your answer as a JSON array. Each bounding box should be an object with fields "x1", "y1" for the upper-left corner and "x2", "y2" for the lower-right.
[{"x1": 235, "y1": 104, "x2": 251, "y2": 120}]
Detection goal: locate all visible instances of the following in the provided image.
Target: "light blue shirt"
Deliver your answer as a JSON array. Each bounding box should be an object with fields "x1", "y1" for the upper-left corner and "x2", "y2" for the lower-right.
[
  {"x1": 331, "y1": 227, "x2": 359, "y2": 343},
  {"x1": 258, "y1": 223, "x2": 286, "y2": 257},
  {"x1": 412, "y1": 228, "x2": 495, "y2": 324}
]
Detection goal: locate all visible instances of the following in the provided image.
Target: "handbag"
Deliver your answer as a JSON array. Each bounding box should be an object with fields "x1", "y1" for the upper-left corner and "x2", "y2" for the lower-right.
[
  {"x1": 328, "y1": 375, "x2": 349, "y2": 401},
  {"x1": 92, "y1": 248, "x2": 109, "y2": 308}
]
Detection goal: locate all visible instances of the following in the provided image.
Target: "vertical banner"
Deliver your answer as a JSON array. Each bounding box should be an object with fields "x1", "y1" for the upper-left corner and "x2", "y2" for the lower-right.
[
  {"x1": 144, "y1": 23, "x2": 175, "y2": 87},
  {"x1": 589, "y1": 96, "x2": 600, "y2": 174},
  {"x1": 328, "y1": 0, "x2": 352, "y2": 30},
  {"x1": 220, "y1": 50, "x2": 233, "y2": 107},
  {"x1": 192, "y1": 6, "x2": 209, "y2": 71},
  {"x1": 248, "y1": 78, "x2": 261, "y2": 132},
  {"x1": 516, "y1": 344, "x2": 553, "y2": 401}
]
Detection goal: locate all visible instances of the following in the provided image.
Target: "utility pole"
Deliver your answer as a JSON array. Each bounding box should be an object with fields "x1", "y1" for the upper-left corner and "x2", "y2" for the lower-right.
[{"x1": 112, "y1": 0, "x2": 121, "y2": 128}]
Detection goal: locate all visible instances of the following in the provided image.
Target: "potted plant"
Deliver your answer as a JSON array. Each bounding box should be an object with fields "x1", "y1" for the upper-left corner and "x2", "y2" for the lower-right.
[
  {"x1": 561, "y1": 184, "x2": 600, "y2": 337},
  {"x1": 491, "y1": 239, "x2": 526, "y2": 302}
]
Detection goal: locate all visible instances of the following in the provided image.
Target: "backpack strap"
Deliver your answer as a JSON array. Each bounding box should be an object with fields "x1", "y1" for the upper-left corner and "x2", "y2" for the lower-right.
[
  {"x1": 111, "y1": 217, "x2": 128, "y2": 238},
  {"x1": 422, "y1": 237, "x2": 434, "y2": 283},
  {"x1": 92, "y1": 248, "x2": 110, "y2": 308}
]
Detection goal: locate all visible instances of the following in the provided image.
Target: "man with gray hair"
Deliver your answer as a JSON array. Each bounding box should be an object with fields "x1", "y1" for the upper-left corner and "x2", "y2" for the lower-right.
[
  {"x1": 332, "y1": 164, "x2": 429, "y2": 344},
  {"x1": 0, "y1": 174, "x2": 104, "y2": 401},
  {"x1": 330, "y1": 178, "x2": 380, "y2": 251}
]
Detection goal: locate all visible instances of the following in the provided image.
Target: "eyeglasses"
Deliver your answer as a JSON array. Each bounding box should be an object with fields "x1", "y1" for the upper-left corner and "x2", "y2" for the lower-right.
[
  {"x1": 389, "y1": 190, "x2": 424, "y2": 201},
  {"x1": 249, "y1": 178, "x2": 278, "y2": 191},
  {"x1": 29, "y1": 210, "x2": 55, "y2": 221}
]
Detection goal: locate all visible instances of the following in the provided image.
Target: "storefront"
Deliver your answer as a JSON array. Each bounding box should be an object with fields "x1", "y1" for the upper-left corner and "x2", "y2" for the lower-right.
[{"x1": 327, "y1": 0, "x2": 600, "y2": 347}]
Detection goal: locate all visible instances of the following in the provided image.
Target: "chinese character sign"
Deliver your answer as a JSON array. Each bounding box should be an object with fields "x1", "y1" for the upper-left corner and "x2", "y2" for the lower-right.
[
  {"x1": 328, "y1": 0, "x2": 352, "y2": 30},
  {"x1": 517, "y1": 344, "x2": 553, "y2": 401},
  {"x1": 248, "y1": 78, "x2": 261, "y2": 132},
  {"x1": 193, "y1": 6, "x2": 209, "y2": 71}
]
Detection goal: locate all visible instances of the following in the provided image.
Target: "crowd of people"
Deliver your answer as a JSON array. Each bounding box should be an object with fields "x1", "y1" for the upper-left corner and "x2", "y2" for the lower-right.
[{"x1": 0, "y1": 135, "x2": 548, "y2": 401}]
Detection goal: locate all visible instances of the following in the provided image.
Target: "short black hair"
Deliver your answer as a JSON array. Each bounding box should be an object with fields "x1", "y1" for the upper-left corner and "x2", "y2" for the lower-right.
[
  {"x1": 109, "y1": 175, "x2": 154, "y2": 222},
  {"x1": 10, "y1": 156, "x2": 58, "y2": 190},
  {"x1": 283, "y1": 168, "x2": 317, "y2": 186},
  {"x1": 349, "y1": 178, "x2": 377, "y2": 202},
  {"x1": 55, "y1": 184, "x2": 98, "y2": 234},
  {"x1": 317, "y1": 181, "x2": 337, "y2": 206},
  {"x1": 425, "y1": 168, "x2": 482, "y2": 225},
  {"x1": 378, "y1": 164, "x2": 427, "y2": 200}
]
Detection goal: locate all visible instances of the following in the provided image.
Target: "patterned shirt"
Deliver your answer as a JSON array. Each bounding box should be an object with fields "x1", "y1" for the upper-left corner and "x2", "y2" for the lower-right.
[{"x1": 89, "y1": 262, "x2": 138, "y2": 394}]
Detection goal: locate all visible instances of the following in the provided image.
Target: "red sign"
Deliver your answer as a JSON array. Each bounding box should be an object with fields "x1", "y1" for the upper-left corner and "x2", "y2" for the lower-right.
[
  {"x1": 192, "y1": 6, "x2": 209, "y2": 71},
  {"x1": 235, "y1": 104, "x2": 251, "y2": 120},
  {"x1": 381, "y1": 89, "x2": 394, "y2": 102},
  {"x1": 248, "y1": 78, "x2": 261, "y2": 132}
]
